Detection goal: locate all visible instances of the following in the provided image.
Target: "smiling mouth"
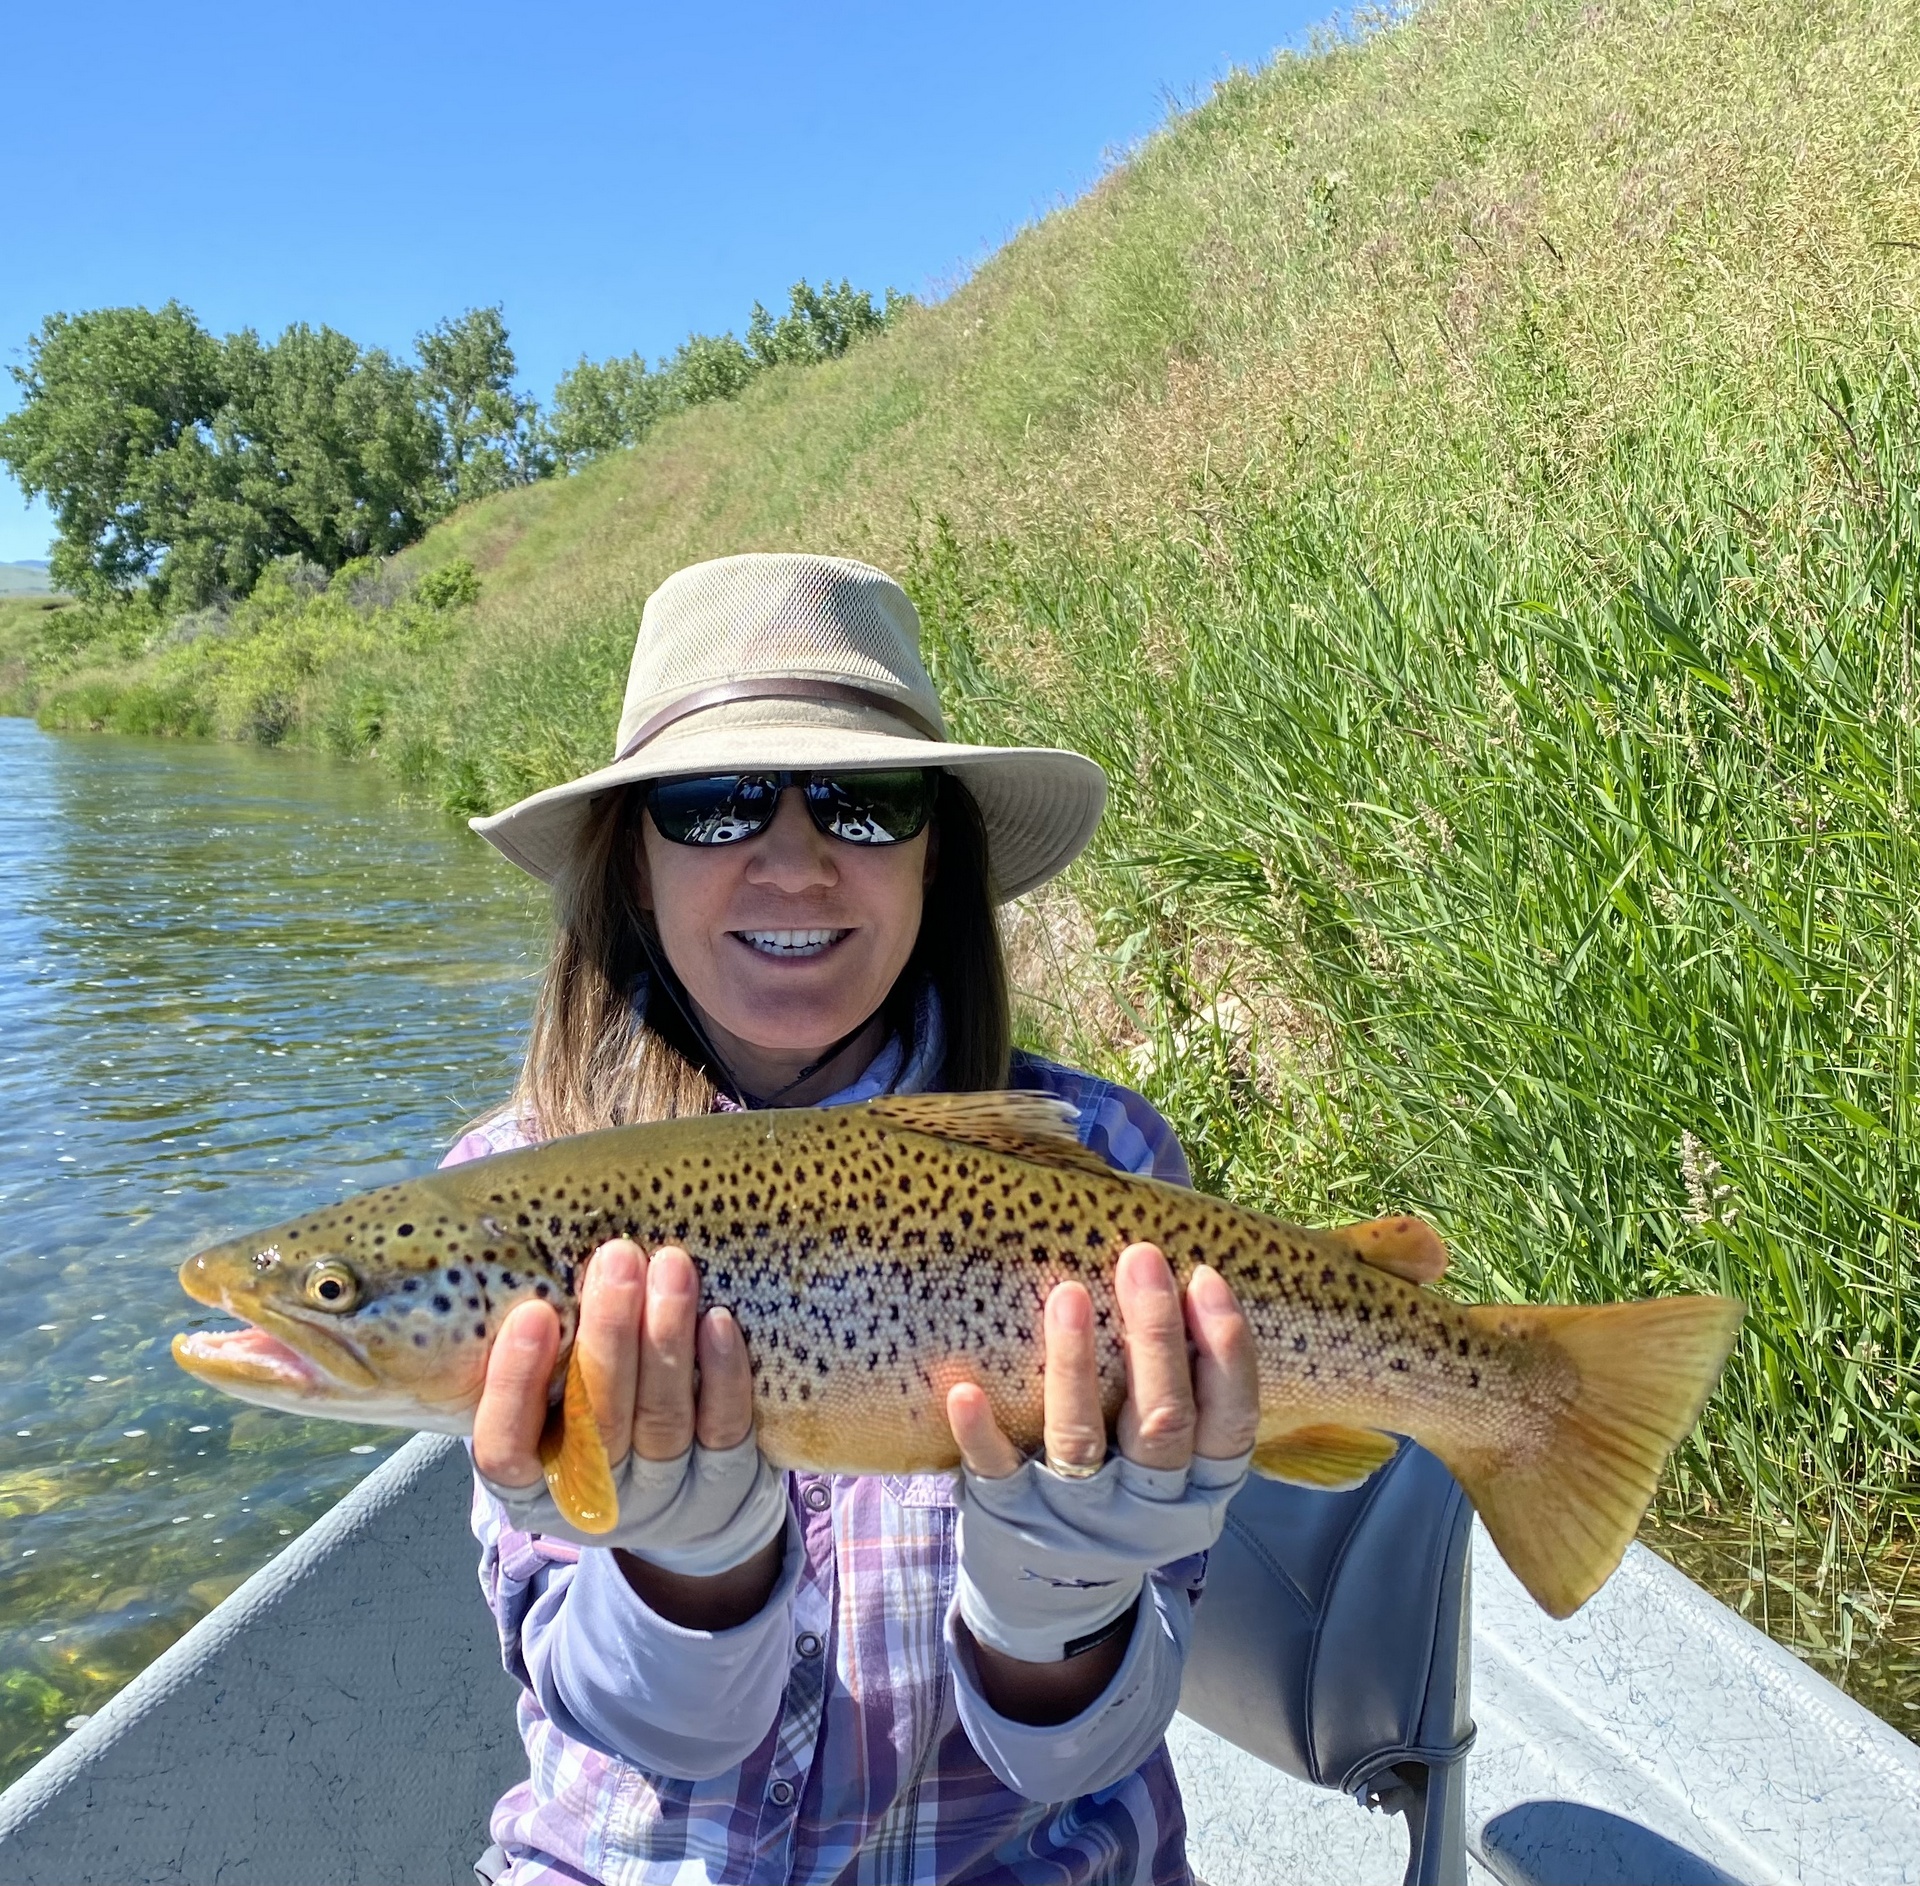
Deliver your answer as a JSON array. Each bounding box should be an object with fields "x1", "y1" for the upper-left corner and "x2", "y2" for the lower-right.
[{"x1": 733, "y1": 928, "x2": 851, "y2": 959}]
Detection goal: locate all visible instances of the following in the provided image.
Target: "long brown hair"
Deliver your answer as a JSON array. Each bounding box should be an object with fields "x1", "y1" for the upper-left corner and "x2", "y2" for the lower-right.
[{"x1": 508, "y1": 772, "x2": 1011, "y2": 1139}]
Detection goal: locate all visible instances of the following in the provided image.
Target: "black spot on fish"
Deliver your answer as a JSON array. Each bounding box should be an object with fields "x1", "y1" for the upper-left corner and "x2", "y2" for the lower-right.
[
  {"x1": 397, "y1": 1223, "x2": 414, "y2": 1238},
  {"x1": 402, "y1": 1278, "x2": 419, "y2": 1293},
  {"x1": 413, "y1": 1333, "x2": 427, "y2": 1347},
  {"x1": 433, "y1": 1295, "x2": 451, "y2": 1313},
  {"x1": 447, "y1": 1269, "x2": 462, "y2": 1284},
  {"x1": 474, "y1": 1322, "x2": 486, "y2": 1338}
]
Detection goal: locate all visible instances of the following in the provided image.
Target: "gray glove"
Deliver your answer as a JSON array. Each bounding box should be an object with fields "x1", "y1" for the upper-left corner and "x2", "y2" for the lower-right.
[
  {"x1": 955, "y1": 1449, "x2": 1253, "y2": 1663},
  {"x1": 477, "y1": 1436, "x2": 789, "y2": 1578}
]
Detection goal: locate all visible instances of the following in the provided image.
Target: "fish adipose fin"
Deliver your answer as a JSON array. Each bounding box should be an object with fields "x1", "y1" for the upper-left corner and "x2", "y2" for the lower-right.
[
  {"x1": 539, "y1": 1350, "x2": 620, "y2": 1534},
  {"x1": 1253, "y1": 1423, "x2": 1401, "y2": 1488},
  {"x1": 863, "y1": 1092, "x2": 1113, "y2": 1176},
  {"x1": 1347, "y1": 1215, "x2": 1449, "y2": 1284},
  {"x1": 1445, "y1": 1294, "x2": 1743, "y2": 1619}
]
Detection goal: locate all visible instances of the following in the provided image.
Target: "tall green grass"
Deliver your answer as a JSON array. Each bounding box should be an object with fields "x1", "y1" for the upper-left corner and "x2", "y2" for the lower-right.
[{"x1": 914, "y1": 357, "x2": 1920, "y2": 1546}]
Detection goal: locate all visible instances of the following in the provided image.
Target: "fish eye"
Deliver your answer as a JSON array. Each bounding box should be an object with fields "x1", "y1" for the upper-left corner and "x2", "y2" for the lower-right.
[{"x1": 303, "y1": 1260, "x2": 361, "y2": 1313}]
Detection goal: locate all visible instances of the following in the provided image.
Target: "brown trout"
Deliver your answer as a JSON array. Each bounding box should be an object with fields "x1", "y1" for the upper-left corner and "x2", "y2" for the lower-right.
[{"x1": 172, "y1": 1092, "x2": 1740, "y2": 1617}]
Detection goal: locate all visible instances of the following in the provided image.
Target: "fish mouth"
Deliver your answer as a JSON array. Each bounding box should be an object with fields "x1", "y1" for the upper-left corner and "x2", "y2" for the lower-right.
[
  {"x1": 171, "y1": 1324, "x2": 333, "y2": 1395},
  {"x1": 175, "y1": 1248, "x2": 379, "y2": 1393}
]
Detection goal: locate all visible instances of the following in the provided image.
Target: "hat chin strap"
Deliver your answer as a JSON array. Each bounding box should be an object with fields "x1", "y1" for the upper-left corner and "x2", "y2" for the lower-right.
[
  {"x1": 634, "y1": 925, "x2": 885, "y2": 1110},
  {"x1": 615, "y1": 678, "x2": 944, "y2": 763}
]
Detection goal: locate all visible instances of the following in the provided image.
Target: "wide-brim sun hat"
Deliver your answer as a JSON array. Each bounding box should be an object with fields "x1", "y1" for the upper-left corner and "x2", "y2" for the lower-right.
[{"x1": 469, "y1": 552, "x2": 1108, "y2": 901}]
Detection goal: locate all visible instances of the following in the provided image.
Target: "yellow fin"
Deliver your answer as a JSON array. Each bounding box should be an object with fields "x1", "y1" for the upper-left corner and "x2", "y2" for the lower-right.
[
  {"x1": 1347, "y1": 1214, "x2": 1449, "y2": 1284},
  {"x1": 539, "y1": 1349, "x2": 619, "y2": 1534},
  {"x1": 863, "y1": 1092, "x2": 1113, "y2": 1177},
  {"x1": 1252, "y1": 1423, "x2": 1401, "y2": 1489},
  {"x1": 1439, "y1": 1295, "x2": 1742, "y2": 1618}
]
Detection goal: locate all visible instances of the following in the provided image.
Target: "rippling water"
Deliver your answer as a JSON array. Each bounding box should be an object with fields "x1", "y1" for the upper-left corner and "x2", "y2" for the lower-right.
[{"x1": 0, "y1": 718, "x2": 544, "y2": 1786}]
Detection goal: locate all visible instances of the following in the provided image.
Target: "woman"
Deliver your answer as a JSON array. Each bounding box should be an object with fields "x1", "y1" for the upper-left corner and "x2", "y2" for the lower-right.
[{"x1": 449, "y1": 553, "x2": 1260, "y2": 1885}]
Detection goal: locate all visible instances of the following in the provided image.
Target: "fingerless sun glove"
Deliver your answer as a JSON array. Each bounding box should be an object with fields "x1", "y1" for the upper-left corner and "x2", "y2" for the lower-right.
[
  {"x1": 477, "y1": 1436, "x2": 789, "y2": 1578},
  {"x1": 955, "y1": 1448, "x2": 1253, "y2": 1663}
]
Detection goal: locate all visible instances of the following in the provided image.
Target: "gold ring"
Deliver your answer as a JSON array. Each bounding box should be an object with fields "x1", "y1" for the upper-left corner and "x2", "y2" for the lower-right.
[{"x1": 1043, "y1": 1452, "x2": 1107, "y2": 1480}]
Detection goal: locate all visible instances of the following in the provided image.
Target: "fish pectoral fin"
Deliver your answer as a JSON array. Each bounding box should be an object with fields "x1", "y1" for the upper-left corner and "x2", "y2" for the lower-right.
[
  {"x1": 539, "y1": 1350, "x2": 620, "y2": 1534},
  {"x1": 1347, "y1": 1215, "x2": 1450, "y2": 1284},
  {"x1": 1251, "y1": 1423, "x2": 1400, "y2": 1489},
  {"x1": 863, "y1": 1092, "x2": 1113, "y2": 1176}
]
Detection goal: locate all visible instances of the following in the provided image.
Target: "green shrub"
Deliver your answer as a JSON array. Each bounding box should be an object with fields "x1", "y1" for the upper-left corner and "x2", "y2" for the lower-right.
[{"x1": 414, "y1": 559, "x2": 480, "y2": 612}]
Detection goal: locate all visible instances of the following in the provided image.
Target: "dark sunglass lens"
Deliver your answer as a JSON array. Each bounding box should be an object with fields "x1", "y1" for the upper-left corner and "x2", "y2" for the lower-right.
[
  {"x1": 805, "y1": 770, "x2": 936, "y2": 844},
  {"x1": 648, "y1": 774, "x2": 779, "y2": 845}
]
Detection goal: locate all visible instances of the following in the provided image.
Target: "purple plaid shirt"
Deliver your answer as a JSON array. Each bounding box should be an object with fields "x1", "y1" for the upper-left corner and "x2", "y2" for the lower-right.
[{"x1": 448, "y1": 1051, "x2": 1200, "y2": 1885}]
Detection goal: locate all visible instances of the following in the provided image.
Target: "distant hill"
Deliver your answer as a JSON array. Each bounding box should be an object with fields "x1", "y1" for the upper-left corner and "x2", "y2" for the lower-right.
[{"x1": 0, "y1": 562, "x2": 53, "y2": 596}]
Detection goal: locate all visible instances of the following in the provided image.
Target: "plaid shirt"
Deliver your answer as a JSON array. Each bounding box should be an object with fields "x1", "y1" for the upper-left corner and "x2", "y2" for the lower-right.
[{"x1": 449, "y1": 1052, "x2": 1201, "y2": 1886}]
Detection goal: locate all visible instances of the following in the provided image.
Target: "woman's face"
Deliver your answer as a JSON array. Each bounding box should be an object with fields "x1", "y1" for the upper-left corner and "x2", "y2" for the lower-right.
[{"x1": 637, "y1": 785, "x2": 932, "y2": 1061}]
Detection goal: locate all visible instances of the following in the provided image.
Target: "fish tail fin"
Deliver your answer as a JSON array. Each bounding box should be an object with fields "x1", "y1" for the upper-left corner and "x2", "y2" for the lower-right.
[{"x1": 1444, "y1": 1294, "x2": 1742, "y2": 1618}]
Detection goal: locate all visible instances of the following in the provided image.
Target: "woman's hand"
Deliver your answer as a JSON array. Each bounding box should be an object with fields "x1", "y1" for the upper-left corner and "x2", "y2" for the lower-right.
[
  {"x1": 472, "y1": 1241, "x2": 784, "y2": 1631},
  {"x1": 946, "y1": 1243, "x2": 1260, "y2": 1483},
  {"x1": 473, "y1": 1240, "x2": 754, "y2": 1486},
  {"x1": 944, "y1": 1244, "x2": 1260, "y2": 1725}
]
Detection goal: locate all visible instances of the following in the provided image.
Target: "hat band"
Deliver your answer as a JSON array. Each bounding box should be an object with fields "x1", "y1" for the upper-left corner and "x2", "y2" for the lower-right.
[{"x1": 614, "y1": 678, "x2": 945, "y2": 763}]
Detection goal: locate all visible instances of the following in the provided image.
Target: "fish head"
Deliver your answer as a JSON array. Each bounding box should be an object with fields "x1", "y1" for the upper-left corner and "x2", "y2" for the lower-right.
[{"x1": 171, "y1": 1183, "x2": 557, "y2": 1434}]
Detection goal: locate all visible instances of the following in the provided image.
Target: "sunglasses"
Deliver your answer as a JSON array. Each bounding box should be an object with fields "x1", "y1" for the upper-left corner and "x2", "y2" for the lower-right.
[{"x1": 644, "y1": 769, "x2": 939, "y2": 847}]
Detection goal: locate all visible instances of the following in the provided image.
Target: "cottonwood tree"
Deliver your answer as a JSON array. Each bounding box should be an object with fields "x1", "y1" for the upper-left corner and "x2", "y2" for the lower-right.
[
  {"x1": 415, "y1": 306, "x2": 548, "y2": 500},
  {"x1": 0, "y1": 303, "x2": 225, "y2": 599}
]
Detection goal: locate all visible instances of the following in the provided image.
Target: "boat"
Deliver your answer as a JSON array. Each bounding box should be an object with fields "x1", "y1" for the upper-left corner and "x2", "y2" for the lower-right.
[{"x1": 1, "y1": 1434, "x2": 1916, "y2": 1885}]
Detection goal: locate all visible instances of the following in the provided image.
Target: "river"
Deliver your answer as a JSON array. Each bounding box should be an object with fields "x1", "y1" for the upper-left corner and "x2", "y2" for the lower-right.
[{"x1": 0, "y1": 717, "x2": 544, "y2": 1787}]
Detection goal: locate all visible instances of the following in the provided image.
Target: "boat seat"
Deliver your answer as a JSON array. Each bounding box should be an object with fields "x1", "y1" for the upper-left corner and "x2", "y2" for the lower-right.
[{"x1": 1180, "y1": 1436, "x2": 1476, "y2": 1886}]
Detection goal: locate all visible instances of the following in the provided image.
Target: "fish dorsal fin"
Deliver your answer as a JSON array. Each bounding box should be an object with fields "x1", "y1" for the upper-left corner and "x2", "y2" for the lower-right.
[
  {"x1": 1346, "y1": 1214, "x2": 1449, "y2": 1284},
  {"x1": 862, "y1": 1092, "x2": 1113, "y2": 1177}
]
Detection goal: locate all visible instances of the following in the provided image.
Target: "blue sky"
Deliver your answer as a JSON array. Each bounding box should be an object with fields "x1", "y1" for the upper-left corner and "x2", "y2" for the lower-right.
[{"x1": 0, "y1": 1, "x2": 1327, "y2": 563}]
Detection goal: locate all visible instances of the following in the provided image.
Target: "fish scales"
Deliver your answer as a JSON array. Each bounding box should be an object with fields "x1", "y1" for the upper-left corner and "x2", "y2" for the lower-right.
[{"x1": 173, "y1": 1092, "x2": 1740, "y2": 1618}]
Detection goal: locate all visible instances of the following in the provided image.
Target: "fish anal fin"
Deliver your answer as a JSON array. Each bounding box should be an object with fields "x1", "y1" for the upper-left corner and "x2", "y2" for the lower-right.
[
  {"x1": 539, "y1": 1349, "x2": 620, "y2": 1534},
  {"x1": 864, "y1": 1092, "x2": 1112, "y2": 1176},
  {"x1": 1348, "y1": 1215, "x2": 1449, "y2": 1284},
  {"x1": 1252, "y1": 1423, "x2": 1400, "y2": 1489},
  {"x1": 1438, "y1": 1294, "x2": 1742, "y2": 1618}
]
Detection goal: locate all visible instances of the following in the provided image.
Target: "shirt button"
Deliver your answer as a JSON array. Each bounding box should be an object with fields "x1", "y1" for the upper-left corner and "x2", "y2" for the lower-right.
[
  {"x1": 768, "y1": 1779, "x2": 796, "y2": 1808},
  {"x1": 795, "y1": 1631, "x2": 823, "y2": 1659},
  {"x1": 802, "y1": 1483, "x2": 830, "y2": 1512}
]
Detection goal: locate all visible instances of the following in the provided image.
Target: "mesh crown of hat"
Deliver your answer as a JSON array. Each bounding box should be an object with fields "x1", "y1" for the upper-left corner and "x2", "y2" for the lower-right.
[{"x1": 618, "y1": 554, "x2": 945, "y2": 750}]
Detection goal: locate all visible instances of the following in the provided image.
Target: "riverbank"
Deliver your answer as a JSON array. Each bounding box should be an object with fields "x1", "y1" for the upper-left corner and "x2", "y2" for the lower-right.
[{"x1": 7, "y1": 0, "x2": 1919, "y2": 1726}]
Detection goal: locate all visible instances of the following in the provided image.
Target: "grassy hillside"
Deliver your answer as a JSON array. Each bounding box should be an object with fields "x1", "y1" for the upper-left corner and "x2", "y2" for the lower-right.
[{"x1": 14, "y1": 0, "x2": 1920, "y2": 1713}]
